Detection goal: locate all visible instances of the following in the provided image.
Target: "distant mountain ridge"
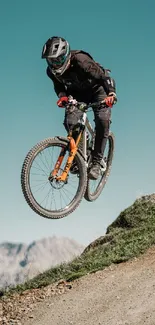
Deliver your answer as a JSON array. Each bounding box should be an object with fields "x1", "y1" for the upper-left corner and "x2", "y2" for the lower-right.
[{"x1": 0, "y1": 236, "x2": 84, "y2": 289}]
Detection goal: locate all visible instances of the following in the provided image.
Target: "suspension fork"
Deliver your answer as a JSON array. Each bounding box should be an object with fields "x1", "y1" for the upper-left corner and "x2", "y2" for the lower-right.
[
  {"x1": 49, "y1": 130, "x2": 83, "y2": 182},
  {"x1": 49, "y1": 145, "x2": 67, "y2": 178}
]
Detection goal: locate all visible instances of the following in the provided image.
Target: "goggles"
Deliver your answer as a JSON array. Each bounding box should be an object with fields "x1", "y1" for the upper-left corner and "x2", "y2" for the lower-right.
[{"x1": 47, "y1": 54, "x2": 66, "y2": 68}]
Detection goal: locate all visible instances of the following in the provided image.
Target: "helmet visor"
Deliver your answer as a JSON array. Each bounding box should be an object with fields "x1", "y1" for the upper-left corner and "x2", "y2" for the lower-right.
[{"x1": 47, "y1": 54, "x2": 66, "y2": 69}]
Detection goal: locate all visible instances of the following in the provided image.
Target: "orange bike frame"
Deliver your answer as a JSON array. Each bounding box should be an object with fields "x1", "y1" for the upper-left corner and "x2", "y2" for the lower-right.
[{"x1": 49, "y1": 131, "x2": 83, "y2": 182}]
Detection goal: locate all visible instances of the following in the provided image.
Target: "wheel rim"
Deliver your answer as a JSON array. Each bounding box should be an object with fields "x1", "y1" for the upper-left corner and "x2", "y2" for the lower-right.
[{"x1": 28, "y1": 143, "x2": 82, "y2": 213}]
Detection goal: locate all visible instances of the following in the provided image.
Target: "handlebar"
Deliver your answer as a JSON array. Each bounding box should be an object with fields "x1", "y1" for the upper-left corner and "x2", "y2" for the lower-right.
[{"x1": 65, "y1": 99, "x2": 106, "y2": 112}]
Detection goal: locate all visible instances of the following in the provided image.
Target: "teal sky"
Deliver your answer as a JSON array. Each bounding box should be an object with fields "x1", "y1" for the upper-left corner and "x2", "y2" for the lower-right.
[{"x1": 1, "y1": 0, "x2": 155, "y2": 246}]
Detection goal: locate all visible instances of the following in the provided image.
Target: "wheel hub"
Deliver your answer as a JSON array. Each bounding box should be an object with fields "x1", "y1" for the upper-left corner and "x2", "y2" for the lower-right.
[{"x1": 48, "y1": 168, "x2": 68, "y2": 189}]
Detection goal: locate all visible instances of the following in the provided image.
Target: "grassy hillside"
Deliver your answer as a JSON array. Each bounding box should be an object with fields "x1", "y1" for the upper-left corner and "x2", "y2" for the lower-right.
[{"x1": 2, "y1": 194, "x2": 155, "y2": 296}]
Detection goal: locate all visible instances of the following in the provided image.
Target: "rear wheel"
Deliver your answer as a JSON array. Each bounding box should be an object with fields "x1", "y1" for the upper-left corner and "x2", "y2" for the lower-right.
[
  {"x1": 84, "y1": 132, "x2": 114, "y2": 202},
  {"x1": 21, "y1": 137, "x2": 87, "y2": 219}
]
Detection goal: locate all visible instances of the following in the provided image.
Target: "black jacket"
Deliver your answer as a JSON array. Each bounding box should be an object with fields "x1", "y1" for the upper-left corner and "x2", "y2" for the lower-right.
[{"x1": 46, "y1": 50, "x2": 116, "y2": 98}]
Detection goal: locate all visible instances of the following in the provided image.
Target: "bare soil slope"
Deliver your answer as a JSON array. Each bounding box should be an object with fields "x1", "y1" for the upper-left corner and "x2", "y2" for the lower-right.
[
  {"x1": 21, "y1": 246, "x2": 155, "y2": 325},
  {"x1": 1, "y1": 194, "x2": 155, "y2": 325}
]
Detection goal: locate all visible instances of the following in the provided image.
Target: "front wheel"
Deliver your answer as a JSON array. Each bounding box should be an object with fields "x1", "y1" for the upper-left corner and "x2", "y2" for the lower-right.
[
  {"x1": 84, "y1": 132, "x2": 114, "y2": 202},
  {"x1": 21, "y1": 137, "x2": 87, "y2": 219}
]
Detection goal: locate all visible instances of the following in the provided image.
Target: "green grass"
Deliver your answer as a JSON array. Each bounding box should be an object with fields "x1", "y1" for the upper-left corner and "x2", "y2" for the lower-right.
[{"x1": 2, "y1": 195, "x2": 155, "y2": 297}]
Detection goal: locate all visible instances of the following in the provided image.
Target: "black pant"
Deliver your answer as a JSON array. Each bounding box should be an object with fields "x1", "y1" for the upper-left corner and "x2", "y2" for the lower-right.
[{"x1": 63, "y1": 86, "x2": 111, "y2": 162}]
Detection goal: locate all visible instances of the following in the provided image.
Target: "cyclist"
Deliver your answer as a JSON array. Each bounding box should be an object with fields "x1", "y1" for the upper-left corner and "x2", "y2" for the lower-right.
[{"x1": 42, "y1": 36, "x2": 117, "y2": 180}]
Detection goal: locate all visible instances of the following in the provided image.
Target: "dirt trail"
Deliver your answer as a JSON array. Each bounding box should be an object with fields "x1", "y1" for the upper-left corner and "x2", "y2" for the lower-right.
[{"x1": 22, "y1": 247, "x2": 155, "y2": 325}]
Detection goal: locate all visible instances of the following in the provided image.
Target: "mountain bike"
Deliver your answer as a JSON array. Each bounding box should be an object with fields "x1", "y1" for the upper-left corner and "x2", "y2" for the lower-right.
[{"x1": 21, "y1": 98, "x2": 114, "y2": 219}]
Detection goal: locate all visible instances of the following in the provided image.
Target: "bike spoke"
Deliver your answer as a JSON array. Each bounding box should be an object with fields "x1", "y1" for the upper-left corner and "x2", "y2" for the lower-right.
[
  {"x1": 32, "y1": 181, "x2": 49, "y2": 194},
  {"x1": 38, "y1": 152, "x2": 50, "y2": 174},
  {"x1": 32, "y1": 160, "x2": 49, "y2": 177},
  {"x1": 61, "y1": 187, "x2": 73, "y2": 202},
  {"x1": 29, "y1": 144, "x2": 80, "y2": 212},
  {"x1": 58, "y1": 189, "x2": 69, "y2": 207}
]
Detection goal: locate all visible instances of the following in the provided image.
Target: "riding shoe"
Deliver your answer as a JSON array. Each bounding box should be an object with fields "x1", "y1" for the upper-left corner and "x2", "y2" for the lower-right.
[{"x1": 89, "y1": 159, "x2": 107, "y2": 180}]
